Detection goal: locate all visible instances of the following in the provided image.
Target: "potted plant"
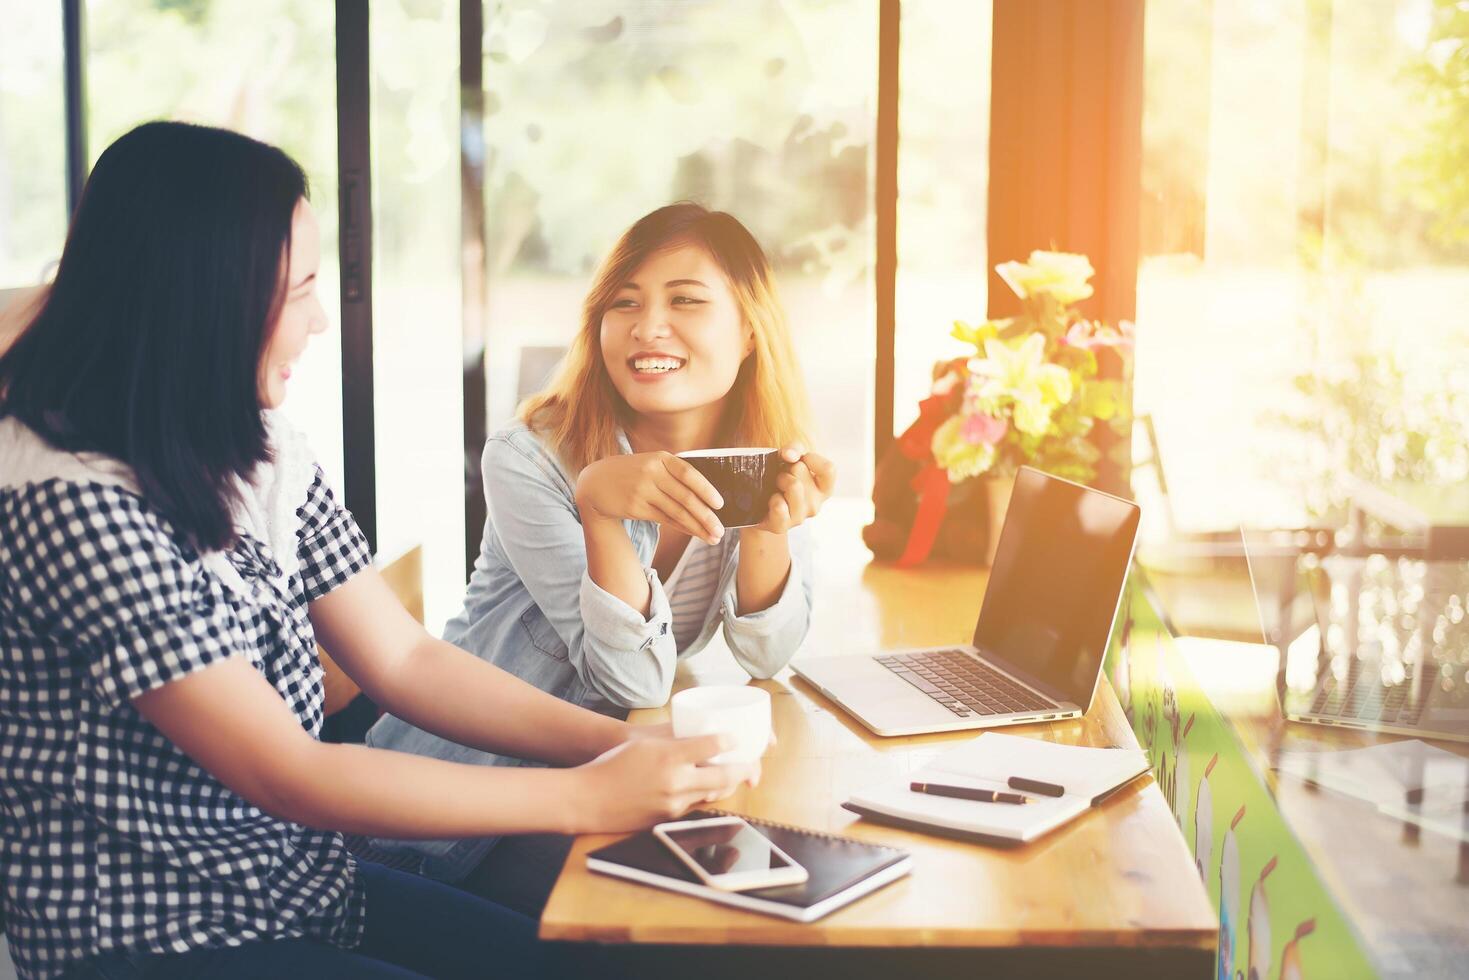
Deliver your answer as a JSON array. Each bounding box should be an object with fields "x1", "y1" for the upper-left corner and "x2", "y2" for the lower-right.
[{"x1": 865, "y1": 250, "x2": 1132, "y2": 566}]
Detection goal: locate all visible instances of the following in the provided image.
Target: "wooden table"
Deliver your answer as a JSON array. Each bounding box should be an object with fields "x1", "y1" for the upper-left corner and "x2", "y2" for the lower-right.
[{"x1": 541, "y1": 499, "x2": 1216, "y2": 977}]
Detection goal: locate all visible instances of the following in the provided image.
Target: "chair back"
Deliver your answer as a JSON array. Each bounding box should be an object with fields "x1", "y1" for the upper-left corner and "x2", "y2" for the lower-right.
[
  {"x1": 515, "y1": 345, "x2": 568, "y2": 406},
  {"x1": 0, "y1": 285, "x2": 46, "y2": 357}
]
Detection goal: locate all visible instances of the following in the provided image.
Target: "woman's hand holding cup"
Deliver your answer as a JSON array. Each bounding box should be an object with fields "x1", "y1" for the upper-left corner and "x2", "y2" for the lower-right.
[
  {"x1": 754, "y1": 445, "x2": 835, "y2": 536},
  {"x1": 670, "y1": 686, "x2": 773, "y2": 801},
  {"x1": 572, "y1": 731, "x2": 759, "y2": 834},
  {"x1": 574, "y1": 452, "x2": 727, "y2": 546}
]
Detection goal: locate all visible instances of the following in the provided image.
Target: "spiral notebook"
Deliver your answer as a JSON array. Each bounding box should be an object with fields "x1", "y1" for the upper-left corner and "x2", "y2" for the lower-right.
[{"x1": 585, "y1": 810, "x2": 912, "y2": 922}]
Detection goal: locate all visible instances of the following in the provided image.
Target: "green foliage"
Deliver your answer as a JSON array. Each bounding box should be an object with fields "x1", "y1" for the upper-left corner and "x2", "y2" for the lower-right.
[
  {"x1": 153, "y1": 0, "x2": 210, "y2": 25},
  {"x1": 1075, "y1": 378, "x2": 1123, "y2": 422},
  {"x1": 1404, "y1": 0, "x2": 1469, "y2": 247},
  {"x1": 1273, "y1": 350, "x2": 1469, "y2": 518},
  {"x1": 1267, "y1": 262, "x2": 1469, "y2": 517},
  {"x1": 1141, "y1": 1, "x2": 1469, "y2": 268},
  {"x1": 477, "y1": 1, "x2": 874, "y2": 280},
  {"x1": 84, "y1": 0, "x2": 341, "y2": 248}
]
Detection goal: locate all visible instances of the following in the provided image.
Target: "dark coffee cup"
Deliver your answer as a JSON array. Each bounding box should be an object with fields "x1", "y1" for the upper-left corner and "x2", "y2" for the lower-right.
[{"x1": 677, "y1": 448, "x2": 788, "y2": 528}]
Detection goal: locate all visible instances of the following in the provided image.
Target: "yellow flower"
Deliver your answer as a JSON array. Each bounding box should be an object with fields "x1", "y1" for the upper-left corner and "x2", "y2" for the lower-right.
[
  {"x1": 967, "y1": 333, "x2": 1074, "y2": 436},
  {"x1": 1012, "y1": 395, "x2": 1052, "y2": 436},
  {"x1": 995, "y1": 250, "x2": 1095, "y2": 306},
  {"x1": 931, "y1": 415, "x2": 997, "y2": 482},
  {"x1": 1035, "y1": 361, "x2": 1074, "y2": 406},
  {"x1": 950, "y1": 318, "x2": 1005, "y2": 350}
]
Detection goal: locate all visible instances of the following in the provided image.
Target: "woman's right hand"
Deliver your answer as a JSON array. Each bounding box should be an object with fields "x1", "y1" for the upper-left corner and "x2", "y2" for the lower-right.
[
  {"x1": 574, "y1": 452, "x2": 726, "y2": 546},
  {"x1": 570, "y1": 733, "x2": 759, "y2": 833}
]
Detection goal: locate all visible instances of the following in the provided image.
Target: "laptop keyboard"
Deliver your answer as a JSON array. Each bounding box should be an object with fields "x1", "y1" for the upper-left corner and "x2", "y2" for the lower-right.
[
  {"x1": 1310, "y1": 672, "x2": 1430, "y2": 727},
  {"x1": 875, "y1": 648, "x2": 1054, "y2": 718}
]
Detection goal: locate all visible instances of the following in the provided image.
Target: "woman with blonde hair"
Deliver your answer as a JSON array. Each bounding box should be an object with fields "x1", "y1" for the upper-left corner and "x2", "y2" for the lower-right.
[{"x1": 368, "y1": 202, "x2": 834, "y2": 909}]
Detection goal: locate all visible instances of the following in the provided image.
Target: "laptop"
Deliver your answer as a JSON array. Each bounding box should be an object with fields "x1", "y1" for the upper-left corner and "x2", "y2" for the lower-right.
[
  {"x1": 794, "y1": 467, "x2": 1141, "y2": 737},
  {"x1": 1260, "y1": 546, "x2": 1469, "y2": 743}
]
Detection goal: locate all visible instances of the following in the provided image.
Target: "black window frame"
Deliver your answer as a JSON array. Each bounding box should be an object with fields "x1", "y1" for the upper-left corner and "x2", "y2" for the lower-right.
[{"x1": 44, "y1": 0, "x2": 1143, "y2": 568}]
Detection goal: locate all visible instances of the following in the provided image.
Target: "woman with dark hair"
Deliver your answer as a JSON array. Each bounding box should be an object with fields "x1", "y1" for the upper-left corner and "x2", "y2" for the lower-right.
[{"x1": 0, "y1": 122, "x2": 754, "y2": 980}]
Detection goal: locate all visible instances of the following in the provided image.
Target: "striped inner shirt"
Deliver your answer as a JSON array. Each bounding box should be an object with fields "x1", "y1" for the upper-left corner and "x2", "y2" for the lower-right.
[{"x1": 663, "y1": 535, "x2": 729, "y2": 652}]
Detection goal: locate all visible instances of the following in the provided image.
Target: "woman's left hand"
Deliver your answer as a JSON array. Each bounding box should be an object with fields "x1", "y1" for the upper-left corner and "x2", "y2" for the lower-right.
[{"x1": 753, "y1": 445, "x2": 836, "y2": 535}]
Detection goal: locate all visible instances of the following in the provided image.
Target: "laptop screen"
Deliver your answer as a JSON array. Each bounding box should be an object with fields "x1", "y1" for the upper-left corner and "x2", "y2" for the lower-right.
[{"x1": 973, "y1": 467, "x2": 1141, "y2": 706}]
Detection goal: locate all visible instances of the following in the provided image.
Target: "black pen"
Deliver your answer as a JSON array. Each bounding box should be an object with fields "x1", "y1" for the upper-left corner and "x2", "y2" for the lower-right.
[
  {"x1": 910, "y1": 781, "x2": 1030, "y2": 805},
  {"x1": 1007, "y1": 776, "x2": 1066, "y2": 798}
]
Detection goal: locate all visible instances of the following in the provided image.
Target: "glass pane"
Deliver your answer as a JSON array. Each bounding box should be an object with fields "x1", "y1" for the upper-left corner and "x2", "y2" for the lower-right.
[
  {"x1": 894, "y1": 0, "x2": 991, "y2": 435},
  {"x1": 1135, "y1": 0, "x2": 1469, "y2": 538},
  {"x1": 369, "y1": 0, "x2": 464, "y2": 628},
  {"x1": 0, "y1": 3, "x2": 66, "y2": 287},
  {"x1": 479, "y1": 0, "x2": 877, "y2": 497},
  {"x1": 85, "y1": 0, "x2": 344, "y2": 485}
]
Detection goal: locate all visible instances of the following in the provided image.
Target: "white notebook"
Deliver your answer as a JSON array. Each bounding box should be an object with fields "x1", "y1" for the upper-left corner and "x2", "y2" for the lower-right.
[{"x1": 844, "y1": 733, "x2": 1151, "y2": 845}]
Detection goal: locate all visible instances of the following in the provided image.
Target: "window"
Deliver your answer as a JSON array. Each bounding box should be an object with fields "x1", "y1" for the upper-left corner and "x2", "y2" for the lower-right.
[
  {"x1": 893, "y1": 0, "x2": 992, "y2": 433},
  {"x1": 86, "y1": 0, "x2": 345, "y2": 484},
  {"x1": 476, "y1": 1, "x2": 878, "y2": 497},
  {"x1": 27, "y1": 1, "x2": 1004, "y2": 626},
  {"x1": 1135, "y1": 0, "x2": 1469, "y2": 534},
  {"x1": 368, "y1": 0, "x2": 464, "y2": 627},
  {"x1": 0, "y1": 4, "x2": 66, "y2": 288}
]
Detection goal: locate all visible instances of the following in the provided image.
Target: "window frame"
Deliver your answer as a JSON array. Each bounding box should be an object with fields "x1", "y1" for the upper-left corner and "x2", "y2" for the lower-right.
[{"x1": 45, "y1": 0, "x2": 1143, "y2": 569}]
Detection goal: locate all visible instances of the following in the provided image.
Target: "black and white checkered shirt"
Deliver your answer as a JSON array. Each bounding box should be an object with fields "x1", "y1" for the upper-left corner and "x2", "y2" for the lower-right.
[{"x1": 1, "y1": 425, "x2": 371, "y2": 979}]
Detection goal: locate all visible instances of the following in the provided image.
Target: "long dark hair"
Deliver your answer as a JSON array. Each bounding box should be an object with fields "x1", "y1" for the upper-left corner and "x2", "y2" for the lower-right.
[{"x1": 0, "y1": 121, "x2": 308, "y2": 552}]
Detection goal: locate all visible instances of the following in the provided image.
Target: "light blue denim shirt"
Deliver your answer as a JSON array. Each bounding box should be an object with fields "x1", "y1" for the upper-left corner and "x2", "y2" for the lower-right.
[{"x1": 365, "y1": 421, "x2": 813, "y2": 879}]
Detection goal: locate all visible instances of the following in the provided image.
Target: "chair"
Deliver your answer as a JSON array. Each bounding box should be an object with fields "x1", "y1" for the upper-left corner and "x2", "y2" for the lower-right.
[
  {"x1": 0, "y1": 286, "x2": 46, "y2": 357},
  {"x1": 1131, "y1": 414, "x2": 1334, "y2": 646},
  {"x1": 318, "y1": 546, "x2": 424, "y2": 743},
  {"x1": 515, "y1": 345, "x2": 567, "y2": 406}
]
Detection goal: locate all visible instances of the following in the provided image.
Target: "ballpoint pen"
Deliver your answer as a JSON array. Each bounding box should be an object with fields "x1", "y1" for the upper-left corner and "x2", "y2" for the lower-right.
[{"x1": 909, "y1": 781, "x2": 1030, "y2": 805}]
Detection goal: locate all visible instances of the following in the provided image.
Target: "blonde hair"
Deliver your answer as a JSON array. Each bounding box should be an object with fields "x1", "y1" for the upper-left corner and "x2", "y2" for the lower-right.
[{"x1": 520, "y1": 203, "x2": 811, "y2": 472}]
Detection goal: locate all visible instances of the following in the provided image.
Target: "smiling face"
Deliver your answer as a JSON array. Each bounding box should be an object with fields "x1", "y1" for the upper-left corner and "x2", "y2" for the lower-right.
[
  {"x1": 599, "y1": 242, "x2": 753, "y2": 430},
  {"x1": 257, "y1": 199, "x2": 326, "y2": 409}
]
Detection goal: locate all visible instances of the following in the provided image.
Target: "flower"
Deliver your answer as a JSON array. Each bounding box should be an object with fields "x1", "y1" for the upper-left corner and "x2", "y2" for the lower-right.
[
  {"x1": 966, "y1": 334, "x2": 1074, "y2": 436},
  {"x1": 907, "y1": 249, "x2": 1131, "y2": 489},
  {"x1": 950, "y1": 318, "x2": 1005, "y2": 348},
  {"x1": 995, "y1": 250, "x2": 1095, "y2": 305},
  {"x1": 931, "y1": 415, "x2": 998, "y2": 482},
  {"x1": 962, "y1": 412, "x2": 1008, "y2": 445},
  {"x1": 1062, "y1": 318, "x2": 1134, "y2": 351}
]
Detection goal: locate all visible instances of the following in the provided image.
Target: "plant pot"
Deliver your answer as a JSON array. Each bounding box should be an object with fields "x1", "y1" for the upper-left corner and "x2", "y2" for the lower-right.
[{"x1": 983, "y1": 471, "x2": 1016, "y2": 567}]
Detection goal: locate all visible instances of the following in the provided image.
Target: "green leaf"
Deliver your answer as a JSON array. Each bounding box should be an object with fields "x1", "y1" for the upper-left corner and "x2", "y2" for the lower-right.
[{"x1": 1075, "y1": 380, "x2": 1121, "y2": 421}]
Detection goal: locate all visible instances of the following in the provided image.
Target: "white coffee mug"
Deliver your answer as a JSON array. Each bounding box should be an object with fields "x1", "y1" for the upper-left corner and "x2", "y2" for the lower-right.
[{"x1": 670, "y1": 686, "x2": 772, "y2": 765}]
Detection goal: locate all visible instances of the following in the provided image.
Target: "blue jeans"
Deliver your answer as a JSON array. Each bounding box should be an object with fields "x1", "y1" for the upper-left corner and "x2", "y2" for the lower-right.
[{"x1": 64, "y1": 861, "x2": 555, "y2": 979}]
